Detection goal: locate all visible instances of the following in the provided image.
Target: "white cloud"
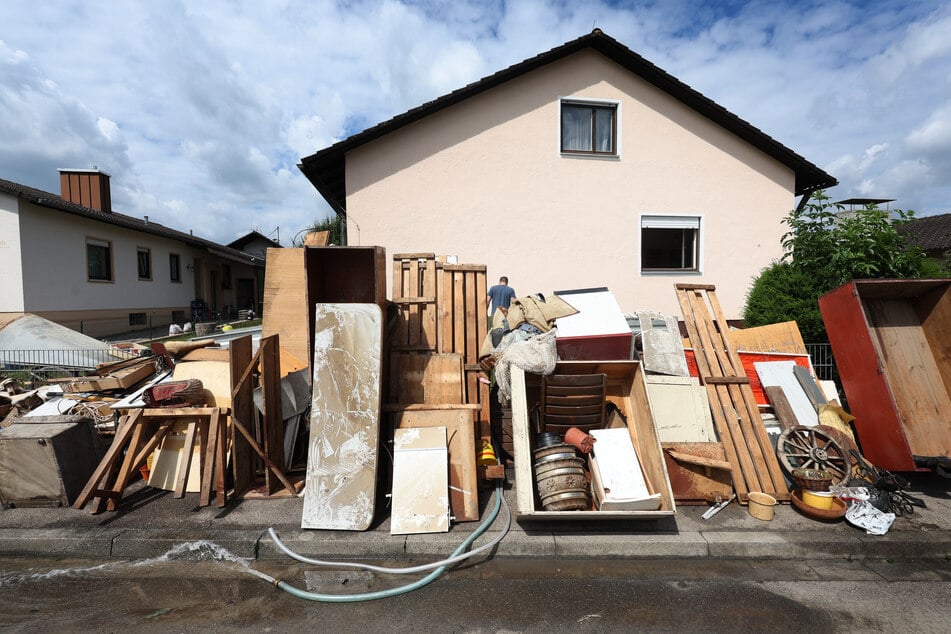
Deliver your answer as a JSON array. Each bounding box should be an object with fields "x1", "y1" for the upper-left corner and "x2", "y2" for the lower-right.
[{"x1": 2, "y1": 0, "x2": 951, "y2": 248}]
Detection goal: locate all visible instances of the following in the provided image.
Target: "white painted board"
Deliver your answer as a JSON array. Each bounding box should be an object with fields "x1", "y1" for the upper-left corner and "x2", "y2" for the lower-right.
[
  {"x1": 754, "y1": 361, "x2": 819, "y2": 427},
  {"x1": 645, "y1": 375, "x2": 716, "y2": 443},
  {"x1": 553, "y1": 288, "x2": 630, "y2": 337},
  {"x1": 589, "y1": 427, "x2": 660, "y2": 510},
  {"x1": 302, "y1": 303, "x2": 382, "y2": 531},
  {"x1": 390, "y1": 427, "x2": 450, "y2": 535}
]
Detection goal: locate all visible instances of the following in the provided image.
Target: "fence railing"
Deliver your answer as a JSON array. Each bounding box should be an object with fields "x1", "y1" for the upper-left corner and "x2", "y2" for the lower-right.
[
  {"x1": 0, "y1": 348, "x2": 147, "y2": 385},
  {"x1": 805, "y1": 342, "x2": 837, "y2": 383}
]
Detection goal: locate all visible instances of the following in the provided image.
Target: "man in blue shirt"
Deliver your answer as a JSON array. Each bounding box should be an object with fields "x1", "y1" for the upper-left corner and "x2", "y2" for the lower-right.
[{"x1": 487, "y1": 276, "x2": 516, "y2": 317}]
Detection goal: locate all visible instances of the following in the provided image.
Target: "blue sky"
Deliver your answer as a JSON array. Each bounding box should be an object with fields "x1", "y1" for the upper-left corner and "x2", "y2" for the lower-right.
[{"x1": 2, "y1": 0, "x2": 949, "y2": 245}]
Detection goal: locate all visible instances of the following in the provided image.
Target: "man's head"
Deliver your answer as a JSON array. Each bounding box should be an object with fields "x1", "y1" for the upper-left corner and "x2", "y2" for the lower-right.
[{"x1": 499, "y1": 276, "x2": 508, "y2": 285}]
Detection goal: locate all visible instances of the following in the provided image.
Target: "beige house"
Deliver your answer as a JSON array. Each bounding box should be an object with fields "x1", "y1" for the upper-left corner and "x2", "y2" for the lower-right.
[
  {"x1": 299, "y1": 30, "x2": 836, "y2": 319},
  {"x1": 0, "y1": 169, "x2": 263, "y2": 338}
]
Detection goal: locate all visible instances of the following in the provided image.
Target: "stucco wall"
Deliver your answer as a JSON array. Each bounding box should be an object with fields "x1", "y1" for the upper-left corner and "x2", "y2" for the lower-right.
[
  {"x1": 345, "y1": 49, "x2": 795, "y2": 319},
  {"x1": 0, "y1": 192, "x2": 25, "y2": 312}
]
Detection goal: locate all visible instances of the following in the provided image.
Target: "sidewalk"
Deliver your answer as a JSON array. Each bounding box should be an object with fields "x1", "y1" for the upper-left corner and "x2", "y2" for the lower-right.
[{"x1": 1, "y1": 471, "x2": 948, "y2": 564}]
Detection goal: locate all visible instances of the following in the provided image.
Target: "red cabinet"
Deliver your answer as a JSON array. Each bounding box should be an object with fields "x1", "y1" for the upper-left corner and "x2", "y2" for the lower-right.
[{"x1": 819, "y1": 279, "x2": 951, "y2": 471}]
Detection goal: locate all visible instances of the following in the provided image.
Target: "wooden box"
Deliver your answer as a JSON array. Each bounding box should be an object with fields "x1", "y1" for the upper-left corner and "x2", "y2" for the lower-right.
[
  {"x1": 819, "y1": 279, "x2": 951, "y2": 471},
  {"x1": 511, "y1": 361, "x2": 675, "y2": 520}
]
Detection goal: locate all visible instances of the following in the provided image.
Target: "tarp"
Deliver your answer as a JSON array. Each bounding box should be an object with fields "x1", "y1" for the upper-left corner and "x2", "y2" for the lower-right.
[{"x1": 0, "y1": 314, "x2": 114, "y2": 369}]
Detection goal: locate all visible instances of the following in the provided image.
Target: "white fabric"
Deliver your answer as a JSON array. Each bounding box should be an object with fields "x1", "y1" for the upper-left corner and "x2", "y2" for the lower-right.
[{"x1": 495, "y1": 328, "x2": 559, "y2": 405}]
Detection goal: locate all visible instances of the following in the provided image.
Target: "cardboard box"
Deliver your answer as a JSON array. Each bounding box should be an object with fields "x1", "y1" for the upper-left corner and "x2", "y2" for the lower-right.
[{"x1": 511, "y1": 361, "x2": 675, "y2": 520}]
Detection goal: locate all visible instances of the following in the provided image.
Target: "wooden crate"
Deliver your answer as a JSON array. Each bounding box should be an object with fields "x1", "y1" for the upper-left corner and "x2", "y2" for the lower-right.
[
  {"x1": 819, "y1": 279, "x2": 951, "y2": 471},
  {"x1": 511, "y1": 361, "x2": 675, "y2": 520}
]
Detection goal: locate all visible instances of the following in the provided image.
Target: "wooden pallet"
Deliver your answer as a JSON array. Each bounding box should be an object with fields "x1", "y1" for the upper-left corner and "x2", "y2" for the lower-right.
[
  {"x1": 675, "y1": 284, "x2": 789, "y2": 503},
  {"x1": 391, "y1": 253, "x2": 439, "y2": 352},
  {"x1": 438, "y1": 264, "x2": 488, "y2": 409}
]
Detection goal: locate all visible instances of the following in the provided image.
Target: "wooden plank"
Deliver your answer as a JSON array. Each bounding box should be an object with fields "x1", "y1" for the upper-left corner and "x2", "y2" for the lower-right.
[
  {"x1": 407, "y1": 258, "x2": 421, "y2": 348},
  {"x1": 464, "y1": 269, "x2": 478, "y2": 365},
  {"x1": 421, "y1": 257, "x2": 437, "y2": 349},
  {"x1": 394, "y1": 408, "x2": 478, "y2": 521},
  {"x1": 453, "y1": 270, "x2": 466, "y2": 358},
  {"x1": 793, "y1": 364, "x2": 827, "y2": 409},
  {"x1": 390, "y1": 426, "x2": 450, "y2": 534},
  {"x1": 729, "y1": 321, "x2": 808, "y2": 355},
  {"x1": 397, "y1": 353, "x2": 464, "y2": 405},
  {"x1": 706, "y1": 289, "x2": 787, "y2": 496},
  {"x1": 73, "y1": 412, "x2": 140, "y2": 510},
  {"x1": 260, "y1": 335, "x2": 285, "y2": 495},
  {"x1": 262, "y1": 247, "x2": 309, "y2": 369},
  {"x1": 755, "y1": 361, "x2": 819, "y2": 426},
  {"x1": 62, "y1": 361, "x2": 156, "y2": 393},
  {"x1": 230, "y1": 335, "x2": 255, "y2": 495},
  {"x1": 302, "y1": 303, "x2": 382, "y2": 530},
  {"x1": 392, "y1": 258, "x2": 409, "y2": 347},
  {"x1": 764, "y1": 386, "x2": 799, "y2": 432},
  {"x1": 510, "y1": 367, "x2": 534, "y2": 515},
  {"x1": 662, "y1": 442, "x2": 733, "y2": 504}
]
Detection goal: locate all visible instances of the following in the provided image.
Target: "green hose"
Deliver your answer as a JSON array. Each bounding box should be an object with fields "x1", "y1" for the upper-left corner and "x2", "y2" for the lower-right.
[{"x1": 271, "y1": 483, "x2": 504, "y2": 602}]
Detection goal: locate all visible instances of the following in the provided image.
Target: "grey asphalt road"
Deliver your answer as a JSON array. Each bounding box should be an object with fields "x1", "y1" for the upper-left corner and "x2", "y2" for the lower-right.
[{"x1": 1, "y1": 553, "x2": 948, "y2": 633}]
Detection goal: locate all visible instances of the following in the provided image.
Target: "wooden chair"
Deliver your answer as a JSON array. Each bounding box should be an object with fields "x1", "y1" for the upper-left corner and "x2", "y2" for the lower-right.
[{"x1": 539, "y1": 373, "x2": 607, "y2": 435}]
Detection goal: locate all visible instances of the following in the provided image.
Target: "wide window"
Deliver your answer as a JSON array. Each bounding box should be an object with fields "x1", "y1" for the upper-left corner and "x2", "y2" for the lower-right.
[
  {"x1": 169, "y1": 253, "x2": 182, "y2": 283},
  {"x1": 561, "y1": 101, "x2": 617, "y2": 155},
  {"x1": 641, "y1": 216, "x2": 701, "y2": 272},
  {"x1": 87, "y1": 238, "x2": 113, "y2": 281},
  {"x1": 137, "y1": 247, "x2": 152, "y2": 280}
]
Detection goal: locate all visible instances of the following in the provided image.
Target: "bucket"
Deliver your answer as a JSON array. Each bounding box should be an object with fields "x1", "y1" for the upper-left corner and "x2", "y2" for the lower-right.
[
  {"x1": 748, "y1": 492, "x2": 777, "y2": 521},
  {"x1": 801, "y1": 489, "x2": 835, "y2": 510}
]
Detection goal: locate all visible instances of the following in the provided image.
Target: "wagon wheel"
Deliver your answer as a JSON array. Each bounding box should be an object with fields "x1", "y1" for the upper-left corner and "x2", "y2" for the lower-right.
[{"x1": 776, "y1": 425, "x2": 850, "y2": 486}]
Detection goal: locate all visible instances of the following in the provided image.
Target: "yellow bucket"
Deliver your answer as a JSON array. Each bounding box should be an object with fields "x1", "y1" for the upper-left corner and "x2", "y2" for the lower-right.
[
  {"x1": 802, "y1": 489, "x2": 835, "y2": 510},
  {"x1": 477, "y1": 438, "x2": 498, "y2": 466},
  {"x1": 748, "y1": 492, "x2": 777, "y2": 521}
]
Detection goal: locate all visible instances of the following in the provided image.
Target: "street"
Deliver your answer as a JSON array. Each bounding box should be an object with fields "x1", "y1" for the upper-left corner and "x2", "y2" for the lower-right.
[{"x1": 1, "y1": 550, "x2": 948, "y2": 632}]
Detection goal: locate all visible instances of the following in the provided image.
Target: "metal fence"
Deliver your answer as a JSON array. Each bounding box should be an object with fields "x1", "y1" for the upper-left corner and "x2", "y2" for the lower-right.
[
  {"x1": 805, "y1": 342, "x2": 837, "y2": 383},
  {"x1": 0, "y1": 348, "x2": 146, "y2": 385}
]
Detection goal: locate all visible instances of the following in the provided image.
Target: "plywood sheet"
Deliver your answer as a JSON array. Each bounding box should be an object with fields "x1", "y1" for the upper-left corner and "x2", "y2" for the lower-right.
[
  {"x1": 645, "y1": 375, "x2": 716, "y2": 443},
  {"x1": 172, "y1": 360, "x2": 232, "y2": 409},
  {"x1": 754, "y1": 361, "x2": 818, "y2": 427},
  {"x1": 390, "y1": 427, "x2": 450, "y2": 535},
  {"x1": 397, "y1": 353, "x2": 464, "y2": 405},
  {"x1": 302, "y1": 303, "x2": 382, "y2": 531},
  {"x1": 394, "y1": 407, "x2": 478, "y2": 521},
  {"x1": 262, "y1": 247, "x2": 310, "y2": 370},
  {"x1": 729, "y1": 321, "x2": 807, "y2": 354}
]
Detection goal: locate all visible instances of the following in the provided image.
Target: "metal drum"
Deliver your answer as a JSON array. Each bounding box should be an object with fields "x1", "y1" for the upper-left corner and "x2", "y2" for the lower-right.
[{"x1": 533, "y1": 443, "x2": 590, "y2": 511}]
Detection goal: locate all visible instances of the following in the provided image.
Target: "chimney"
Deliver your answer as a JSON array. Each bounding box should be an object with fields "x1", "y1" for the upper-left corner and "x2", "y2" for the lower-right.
[{"x1": 58, "y1": 168, "x2": 112, "y2": 213}]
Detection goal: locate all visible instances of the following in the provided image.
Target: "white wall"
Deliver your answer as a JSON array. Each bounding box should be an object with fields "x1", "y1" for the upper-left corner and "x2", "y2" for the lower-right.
[
  {"x1": 17, "y1": 201, "x2": 201, "y2": 312},
  {"x1": 345, "y1": 49, "x2": 795, "y2": 319},
  {"x1": 0, "y1": 192, "x2": 25, "y2": 312}
]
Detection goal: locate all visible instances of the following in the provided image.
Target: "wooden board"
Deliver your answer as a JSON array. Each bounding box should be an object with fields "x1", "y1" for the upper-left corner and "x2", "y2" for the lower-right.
[
  {"x1": 302, "y1": 303, "x2": 382, "y2": 530},
  {"x1": 637, "y1": 311, "x2": 689, "y2": 376},
  {"x1": 763, "y1": 386, "x2": 799, "y2": 432},
  {"x1": 754, "y1": 361, "x2": 819, "y2": 427},
  {"x1": 394, "y1": 407, "x2": 478, "y2": 521},
  {"x1": 661, "y1": 442, "x2": 733, "y2": 504},
  {"x1": 866, "y1": 298, "x2": 951, "y2": 457},
  {"x1": 262, "y1": 247, "x2": 310, "y2": 370},
  {"x1": 397, "y1": 353, "x2": 464, "y2": 405},
  {"x1": 645, "y1": 375, "x2": 716, "y2": 443},
  {"x1": 172, "y1": 360, "x2": 232, "y2": 408},
  {"x1": 676, "y1": 284, "x2": 788, "y2": 503},
  {"x1": 62, "y1": 361, "x2": 156, "y2": 393},
  {"x1": 390, "y1": 426, "x2": 450, "y2": 534},
  {"x1": 728, "y1": 321, "x2": 808, "y2": 354}
]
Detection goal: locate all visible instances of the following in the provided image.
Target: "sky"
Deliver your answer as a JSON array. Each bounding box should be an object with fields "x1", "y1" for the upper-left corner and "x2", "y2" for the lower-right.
[{"x1": 2, "y1": 0, "x2": 950, "y2": 247}]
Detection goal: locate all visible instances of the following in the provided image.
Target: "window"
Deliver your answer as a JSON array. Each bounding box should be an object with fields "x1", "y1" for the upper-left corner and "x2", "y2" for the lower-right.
[
  {"x1": 137, "y1": 247, "x2": 152, "y2": 280},
  {"x1": 87, "y1": 238, "x2": 113, "y2": 281},
  {"x1": 171, "y1": 310, "x2": 186, "y2": 323},
  {"x1": 561, "y1": 100, "x2": 617, "y2": 155},
  {"x1": 222, "y1": 264, "x2": 232, "y2": 289},
  {"x1": 641, "y1": 216, "x2": 701, "y2": 272},
  {"x1": 170, "y1": 253, "x2": 182, "y2": 283},
  {"x1": 129, "y1": 312, "x2": 147, "y2": 326}
]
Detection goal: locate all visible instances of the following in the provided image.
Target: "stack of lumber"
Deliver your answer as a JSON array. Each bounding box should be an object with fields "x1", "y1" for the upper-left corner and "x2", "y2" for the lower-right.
[{"x1": 675, "y1": 284, "x2": 789, "y2": 503}]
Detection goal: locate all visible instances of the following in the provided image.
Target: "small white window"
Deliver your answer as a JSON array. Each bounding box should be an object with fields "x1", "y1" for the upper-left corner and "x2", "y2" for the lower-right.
[{"x1": 641, "y1": 215, "x2": 701, "y2": 272}]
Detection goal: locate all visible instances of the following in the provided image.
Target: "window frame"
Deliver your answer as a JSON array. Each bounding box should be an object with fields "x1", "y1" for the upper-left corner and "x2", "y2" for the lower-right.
[
  {"x1": 137, "y1": 247, "x2": 152, "y2": 281},
  {"x1": 639, "y1": 215, "x2": 703, "y2": 274},
  {"x1": 559, "y1": 97, "x2": 620, "y2": 157},
  {"x1": 169, "y1": 253, "x2": 182, "y2": 283},
  {"x1": 86, "y1": 237, "x2": 114, "y2": 282}
]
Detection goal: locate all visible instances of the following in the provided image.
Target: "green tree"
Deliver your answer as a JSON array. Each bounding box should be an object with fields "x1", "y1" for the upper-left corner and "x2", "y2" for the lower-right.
[
  {"x1": 293, "y1": 215, "x2": 342, "y2": 246},
  {"x1": 744, "y1": 190, "x2": 936, "y2": 342}
]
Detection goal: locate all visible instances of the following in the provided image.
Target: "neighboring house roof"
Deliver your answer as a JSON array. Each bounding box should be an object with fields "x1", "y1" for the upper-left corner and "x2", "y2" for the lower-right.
[
  {"x1": 299, "y1": 29, "x2": 837, "y2": 211},
  {"x1": 0, "y1": 177, "x2": 261, "y2": 267},
  {"x1": 227, "y1": 230, "x2": 281, "y2": 251},
  {"x1": 899, "y1": 212, "x2": 951, "y2": 252}
]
